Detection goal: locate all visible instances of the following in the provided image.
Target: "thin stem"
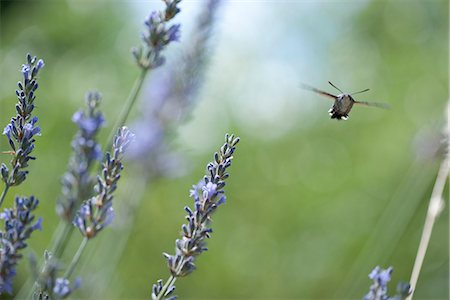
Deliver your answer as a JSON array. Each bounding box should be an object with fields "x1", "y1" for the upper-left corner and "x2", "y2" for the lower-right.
[
  {"x1": 65, "y1": 237, "x2": 89, "y2": 279},
  {"x1": 156, "y1": 275, "x2": 177, "y2": 300},
  {"x1": 105, "y1": 68, "x2": 148, "y2": 149},
  {"x1": 52, "y1": 222, "x2": 75, "y2": 259},
  {"x1": 156, "y1": 250, "x2": 190, "y2": 299},
  {"x1": 407, "y1": 157, "x2": 449, "y2": 300},
  {"x1": 0, "y1": 183, "x2": 10, "y2": 208},
  {"x1": 447, "y1": 86, "x2": 450, "y2": 300}
]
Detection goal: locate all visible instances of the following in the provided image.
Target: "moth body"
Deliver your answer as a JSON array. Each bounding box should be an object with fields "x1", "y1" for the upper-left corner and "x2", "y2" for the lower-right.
[{"x1": 329, "y1": 94, "x2": 354, "y2": 120}]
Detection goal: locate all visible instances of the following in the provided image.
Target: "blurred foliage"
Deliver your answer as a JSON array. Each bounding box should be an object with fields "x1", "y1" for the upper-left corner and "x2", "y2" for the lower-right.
[{"x1": 0, "y1": 0, "x2": 448, "y2": 299}]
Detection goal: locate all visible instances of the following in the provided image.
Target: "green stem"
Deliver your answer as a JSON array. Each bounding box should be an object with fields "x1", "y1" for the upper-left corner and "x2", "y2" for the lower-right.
[
  {"x1": 156, "y1": 256, "x2": 187, "y2": 300},
  {"x1": 156, "y1": 275, "x2": 177, "y2": 300},
  {"x1": 407, "y1": 157, "x2": 449, "y2": 300},
  {"x1": 65, "y1": 237, "x2": 89, "y2": 279},
  {"x1": 52, "y1": 222, "x2": 75, "y2": 259},
  {"x1": 105, "y1": 68, "x2": 148, "y2": 149},
  {"x1": 0, "y1": 183, "x2": 10, "y2": 208}
]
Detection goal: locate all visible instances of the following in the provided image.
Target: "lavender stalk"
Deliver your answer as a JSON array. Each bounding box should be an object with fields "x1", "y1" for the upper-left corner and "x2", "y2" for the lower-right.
[
  {"x1": 57, "y1": 91, "x2": 104, "y2": 223},
  {"x1": 50, "y1": 92, "x2": 104, "y2": 258},
  {"x1": 1, "y1": 54, "x2": 44, "y2": 207},
  {"x1": 106, "y1": 0, "x2": 182, "y2": 147},
  {"x1": 407, "y1": 102, "x2": 450, "y2": 299},
  {"x1": 152, "y1": 134, "x2": 240, "y2": 300},
  {"x1": 73, "y1": 127, "x2": 133, "y2": 239},
  {"x1": 130, "y1": 0, "x2": 222, "y2": 178}
]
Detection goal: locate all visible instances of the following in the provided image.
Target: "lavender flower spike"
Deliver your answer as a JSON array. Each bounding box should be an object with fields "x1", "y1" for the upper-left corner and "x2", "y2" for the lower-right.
[
  {"x1": 74, "y1": 127, "x2": 134, "y2": 239},
  {"x1": 1, "y1": 54, "x2": 44, "y2": 188},
  {"x1": 152, "y1": 134, "x2": 240, "y2": 300},
  {"x1": 132, "y1": 0, "x2": 182, "y2": 70},
  {"x1": 364, "y1": 266, "x2": 411, "y2": 300},
  {"x1": 0, "y1": 195, "x2": 42, "y2": 294},
  {"x1": 57, "y1": 91, "x2": 104, "y2": 222},
  {"x1": 129, "y1": 0, "x2": 222, "y2": 178}
]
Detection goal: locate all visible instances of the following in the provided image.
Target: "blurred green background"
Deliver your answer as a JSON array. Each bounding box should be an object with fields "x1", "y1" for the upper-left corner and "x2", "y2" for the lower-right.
[{"x1": 0, "y1": 0, "x2": 448, "y2": 299}]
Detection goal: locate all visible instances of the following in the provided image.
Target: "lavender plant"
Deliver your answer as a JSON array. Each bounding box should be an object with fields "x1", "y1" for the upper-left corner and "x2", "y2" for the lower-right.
[
  {"x1": 57, "y1": 91, "x2": 104, "y2": 223},
  {"x1": 0, "y1": 196, "x2": 42, "y2": 294},
  {"x1": 363, "y1": 266, "x2": 411, "y2": 300},
  {"x1": 130, "y1": 0, "x2": 222, "y2": 178},
  {"x1": 1, "y1": 54, "x2": 44, "y2": 206},
  {"x1": 151, "y1": 134, "x2": 240, "y2": 300},
  {"x1": 50, "y1": 92, "x2": 104, "y2": 259},
  {"x1": 132, "y1": 0, "x2": 182, "y2": 71},
  {"x1": 110, "y1": 0, "x2": 182, "y2": 145}
]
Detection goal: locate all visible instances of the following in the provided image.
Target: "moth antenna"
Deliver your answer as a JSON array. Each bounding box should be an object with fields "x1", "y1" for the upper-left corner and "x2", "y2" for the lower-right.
[
  {"x1": 328, "y1": 81, "x2": 344, "y2": 94},
  {"x1": 351, "y1": 88, "x2": 370, "y2": 95}
]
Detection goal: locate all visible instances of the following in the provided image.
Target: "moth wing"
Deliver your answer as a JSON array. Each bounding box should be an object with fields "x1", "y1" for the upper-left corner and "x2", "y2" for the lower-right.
[
  {"x1": 354, "y1": 100, "x2": 390, "y2": 109},
  {"x1": 300, "y1": 83, "x2": 337, "y2": 100}
]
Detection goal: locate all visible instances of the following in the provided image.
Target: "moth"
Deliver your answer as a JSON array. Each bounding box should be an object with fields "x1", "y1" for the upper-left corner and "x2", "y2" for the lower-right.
[{"x1": 300, "y1": 81, "x2": 389, "y2": 120}]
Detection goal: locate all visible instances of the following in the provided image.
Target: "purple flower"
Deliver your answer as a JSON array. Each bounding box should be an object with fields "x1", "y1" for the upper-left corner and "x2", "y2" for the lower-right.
[
  {"x1": 189, "y1": 184, "x2": 200, "y2": 203},
  {"x1": 92, "y1": 144, "x2": 102, "y2": 161},
  {"x1": 31, "y1": 116, "x2": 38, "y2": 126},
  {"x1": 202, "y1": 182, "x2": 217, "y2": 200},
  {"x1": 36, "y1": 59, "x2": 44, "y2": 70},
  {"x1": 167, "y1": 24, "x2": 181, "y2": 42},
  {"x1": 73, "y1": 203, "x2": 89, "y2": 235},
  {"x1": 53, "y1": 278, "x2": 70, "y2": 297},
  {"x1": 21, "y1": 65, "x2": 30, "y2": 79},
  {"x1": 103, "y1": 207, "x2": 115, "y2": 227},
  {"x1": 217, "y1": 195, "x2": 226, "y2": 206},
  {"x1": 145, "y1": 12, "x2": 162, "y2": 30},
  {"x1": 22, "y1": 121, "x2": 41, "y2": 139},
  {"x1": 2, "y1": 124, "x2": 14, "y2": 151},
  {"x1": 32, "y1": 217, "x2": 43, "y2": 231},
  {"x1": 378, "y1": 267, "x2": 392, "y2": 287},
  {"x1": 53, "y1": 277, "x2": 81, "y2": 298},
  {"x1": 2, "y1": 125, "x2": 11, "y2": 140},
  {"x1": 71, "y1": 111, "x2": 83, "y2": 123},
  {"x1": 0, "y1": 196, "x2": 41, "y2": 294},
  {"x1": 368, "y1": 266, "x2": 392, "y2": 288},
  {"x1": 71, "y1": 110, "x2": 104, "y2": 136},
  {"x1": 368, "y1": 266, "x2": 381, "y2": 280}
]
